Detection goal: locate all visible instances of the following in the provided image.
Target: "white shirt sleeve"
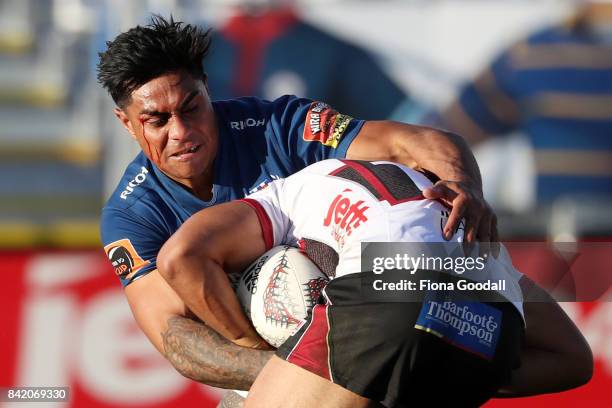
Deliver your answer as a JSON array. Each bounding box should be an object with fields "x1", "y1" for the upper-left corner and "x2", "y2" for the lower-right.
[{"x1": 242, "y1": 179, "x2": 292, "y2": 249}]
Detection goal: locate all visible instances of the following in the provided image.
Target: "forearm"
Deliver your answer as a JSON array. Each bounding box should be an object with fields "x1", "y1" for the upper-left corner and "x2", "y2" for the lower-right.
[
  {"x1": 396, "y1": 124, "x2": 482, "y2": 187},
  {"x1": 423, "y1": 130, "x2": 480, "y2": 187},
  {"x1": 349, "y1": 121, "x2": 482, "y2": 187},
  {"x1": 157, "y1": 201, "x2": 268, "y2": 348},
  {"x1": 163, "y1": 251, "x2": 260, "y2": 345},
  {"x1": 162, "y1": 315, "x2": 274, "y2": 390},
  {"x1": 498, "y1": 280, "x2": 593, "y2": 397},
  {"x1": 195, "y1": 258, "x2": 256, "y2": 342}
]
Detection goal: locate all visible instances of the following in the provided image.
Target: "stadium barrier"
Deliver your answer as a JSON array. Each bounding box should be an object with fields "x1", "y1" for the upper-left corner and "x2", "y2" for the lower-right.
[{"x1": 0, "y1": 249, "x2": 609, "y2": 407}]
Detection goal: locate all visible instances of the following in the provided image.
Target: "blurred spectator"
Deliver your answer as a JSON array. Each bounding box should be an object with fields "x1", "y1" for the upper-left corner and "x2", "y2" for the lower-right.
[
  {"x1": 432, "y1": 2, "x2": 612, "y2": 205},
  {"x1": 205, "y1": 2, "x2": 409, "y2": 119}
]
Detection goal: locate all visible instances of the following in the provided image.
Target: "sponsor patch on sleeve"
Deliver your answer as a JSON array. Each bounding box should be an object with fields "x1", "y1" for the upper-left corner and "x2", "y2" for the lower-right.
[
  {"x1": 303, "y1": 101, "x2": 353, "y2": 148},
  {"x1": 104, "y1": 238, "x2": 151, "y2": 280},
  {"x1": 414, "y1": 293, "x2": 502, "y2": 360}
]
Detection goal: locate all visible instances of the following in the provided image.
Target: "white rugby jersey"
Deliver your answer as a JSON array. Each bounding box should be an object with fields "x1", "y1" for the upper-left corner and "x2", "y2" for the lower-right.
[{"x1": 242, "y1": 159, "x2": 524, "y2": 318}]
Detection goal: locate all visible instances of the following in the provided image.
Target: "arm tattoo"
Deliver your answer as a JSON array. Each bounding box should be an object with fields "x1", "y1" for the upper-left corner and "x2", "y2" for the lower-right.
[
  {"x1": 162, "y1": 315, "x2": 273, "y2": 390},
  {"x1": 217, "y1": 391, "x2": 245, "y2": 408}
]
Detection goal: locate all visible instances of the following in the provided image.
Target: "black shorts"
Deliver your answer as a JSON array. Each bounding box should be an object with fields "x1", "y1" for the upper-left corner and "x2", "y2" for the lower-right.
[{"x1": 276, "y1": 272, "x2": 524, "y2": 408}]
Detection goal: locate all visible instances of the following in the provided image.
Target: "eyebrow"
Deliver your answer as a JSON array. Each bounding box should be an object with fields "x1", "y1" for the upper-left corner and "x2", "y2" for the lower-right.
[
  {"x1": 139, "y1": 109, "x2": 166, "y2": 117},
  {"x1": 180, "y1": 90, "x2": 199, "y2": 109},
  {"x1": 139, "y1": 90, "x2": 200, "y2": 116}
]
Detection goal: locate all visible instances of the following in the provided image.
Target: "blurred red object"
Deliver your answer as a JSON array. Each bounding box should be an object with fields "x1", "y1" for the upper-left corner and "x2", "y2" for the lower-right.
[{"x1": 0, "y1": 250, "x2": 609, "y2": 407}]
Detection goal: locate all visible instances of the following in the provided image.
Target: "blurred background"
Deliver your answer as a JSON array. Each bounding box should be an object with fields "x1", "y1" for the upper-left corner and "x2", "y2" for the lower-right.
[{"x1": 0, "y1": 0, "x2": 610, "y2": 407}]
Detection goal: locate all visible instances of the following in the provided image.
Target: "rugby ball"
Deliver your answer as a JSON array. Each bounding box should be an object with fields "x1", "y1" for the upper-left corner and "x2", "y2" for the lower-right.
[{"x1": 236, "y1": 245, "x2": 329, "y2": 347}]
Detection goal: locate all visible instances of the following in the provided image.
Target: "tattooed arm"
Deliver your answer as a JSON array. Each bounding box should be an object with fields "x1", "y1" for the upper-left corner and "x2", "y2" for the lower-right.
[
  {"x1": 162, "y1": 315, "x2": 274, "y2": 390},
  {"x1": 124, "y1": 270, "x2": 273, "y2": 390}
]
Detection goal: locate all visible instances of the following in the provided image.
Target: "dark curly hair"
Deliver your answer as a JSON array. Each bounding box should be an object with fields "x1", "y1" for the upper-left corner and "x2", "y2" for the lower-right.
[{"x1": 97, "y1": 15, "x2": 212, "y2": 107}]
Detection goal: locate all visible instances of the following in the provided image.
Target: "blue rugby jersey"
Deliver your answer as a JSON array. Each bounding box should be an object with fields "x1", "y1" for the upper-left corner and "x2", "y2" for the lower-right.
[
  {"x1": 440, "y1": 21, "x2": 612, "y2": 203},
  {"x1": 100, "y1": 95, "x2": 364, "y2": 287}
]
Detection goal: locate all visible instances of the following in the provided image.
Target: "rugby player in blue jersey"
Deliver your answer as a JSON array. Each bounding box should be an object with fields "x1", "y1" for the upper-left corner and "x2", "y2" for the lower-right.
[{"x1": 97, "y1": 16, "x2": 498, "y2": 406}]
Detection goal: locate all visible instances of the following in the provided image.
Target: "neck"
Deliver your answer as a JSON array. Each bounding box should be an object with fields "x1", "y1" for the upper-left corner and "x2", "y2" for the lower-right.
[
  {"x1": 189, "y1": 170, "x2": 215, "y2": 201},
  {"x1": 160, "y1": 167, "x2": 215, "y2": 201},
  {"x1": 188, "y1": 171, "x2": 213, "y2": 201}
]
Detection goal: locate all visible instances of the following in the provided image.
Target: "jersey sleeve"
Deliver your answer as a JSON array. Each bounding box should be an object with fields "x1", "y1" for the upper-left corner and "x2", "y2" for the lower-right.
[
  {"x1": 268, "y1": 95, "x2": 365, "y2": 168},
  {"x1": 100, "y1": 207, "x2": 168, "y2": 287},
  {"x1": 239, "y1": 179, "x2": 292, "y2": 249}
]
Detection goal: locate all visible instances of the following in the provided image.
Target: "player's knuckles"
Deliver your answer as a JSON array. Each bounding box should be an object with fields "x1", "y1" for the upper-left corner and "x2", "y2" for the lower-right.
[
  {"x1": 446, "y1": 209, "x2": 465, "y2": 227},
  {"x1": 437, "y1": 180, "x2": 462, "y2": 196},
  {"x1": 455, "y1": 180, "x2": 480, "y2": 196},
  {"x1": 431, "y1": 184, "x2": 452, "y2": 198},
  {"x1": 451, "y1": 195, "x2": 470, "y2": 213},
  {"x1": 463, "y1": 187, "x2": 486, "y2": 206}
]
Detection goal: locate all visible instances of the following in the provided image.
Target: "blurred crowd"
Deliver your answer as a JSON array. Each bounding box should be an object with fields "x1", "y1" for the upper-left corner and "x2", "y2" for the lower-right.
[{"x1": 1, "y1": 0, "x2": 611, "y2": 247}]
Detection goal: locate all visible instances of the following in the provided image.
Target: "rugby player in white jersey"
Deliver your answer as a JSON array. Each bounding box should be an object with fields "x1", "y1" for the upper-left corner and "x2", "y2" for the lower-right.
[{"x1": 157, "y1": 159, "x2": 592, "y2": 407}]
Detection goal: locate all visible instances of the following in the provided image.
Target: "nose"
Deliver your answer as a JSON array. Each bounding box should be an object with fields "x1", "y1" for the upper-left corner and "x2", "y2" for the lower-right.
[{"x1": 168, "y1": 114, "x2": 191, "y2": 141}]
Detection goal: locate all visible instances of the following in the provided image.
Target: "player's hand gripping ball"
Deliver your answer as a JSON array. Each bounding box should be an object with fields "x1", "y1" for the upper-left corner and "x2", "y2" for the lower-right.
[{"x1": 236, "y1": 246, "x2": 329, "y2": 347}]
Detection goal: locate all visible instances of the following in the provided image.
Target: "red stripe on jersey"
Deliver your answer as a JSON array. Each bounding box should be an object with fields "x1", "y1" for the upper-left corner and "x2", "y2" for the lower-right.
[
  {"x1": 286, "y1": 304, "x2": 332, "y2": 381},
  {"x1": 328, "y1": 164, "x2": 345, "y2": 177},
  {"x1": 239, "y1": 198, "x2": 274, "y2": 250}
]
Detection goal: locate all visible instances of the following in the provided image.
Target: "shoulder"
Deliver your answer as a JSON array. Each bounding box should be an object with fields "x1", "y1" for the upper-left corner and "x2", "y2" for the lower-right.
[
  {"x1": 102, "y1": 153, "x2": 172, "y2": 234},
  {"x1": 212, "y1": 95, "x2": 310, "y2": 116},
  {"x1": 104, "y1": 152, "x2": 156, "y2": 209},
  {"x1": 212, "y1": 95, "x2": 317, "y2": 138},
  {"x1": 100, "y1": 193, "x2": 170, "y2": 283},
  {"x1": 212, "y1": 96, "x2": 270, "y2": 115},
  {"x1": 212, "y1": 96, "x2": 301, "y2": 131}
]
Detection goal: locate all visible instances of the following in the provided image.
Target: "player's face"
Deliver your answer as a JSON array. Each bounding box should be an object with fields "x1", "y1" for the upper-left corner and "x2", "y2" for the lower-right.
[{"x1": 116, "y1": 71, "x2": 218, "y2": 192}]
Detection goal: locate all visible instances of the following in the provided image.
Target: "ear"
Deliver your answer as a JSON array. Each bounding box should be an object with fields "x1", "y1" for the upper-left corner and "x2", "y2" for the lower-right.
[{"x1": 114, "y1": 107, "x2": 138, "y2": 141}]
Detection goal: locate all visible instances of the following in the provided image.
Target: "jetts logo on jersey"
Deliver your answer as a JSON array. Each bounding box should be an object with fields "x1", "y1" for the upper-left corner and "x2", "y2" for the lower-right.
[
  {"x1": 104, "y1": 238, "x2": 150, "y2": 280},
  {"x1": 323, "y1": 188, "x2": 369, "y2": 247},
  {"x1": 303, "y1": 101, "x2": 352, "y2": 148},
  {"x1": 120, "y1": 166, "x2": 148, "y2": 200}
]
